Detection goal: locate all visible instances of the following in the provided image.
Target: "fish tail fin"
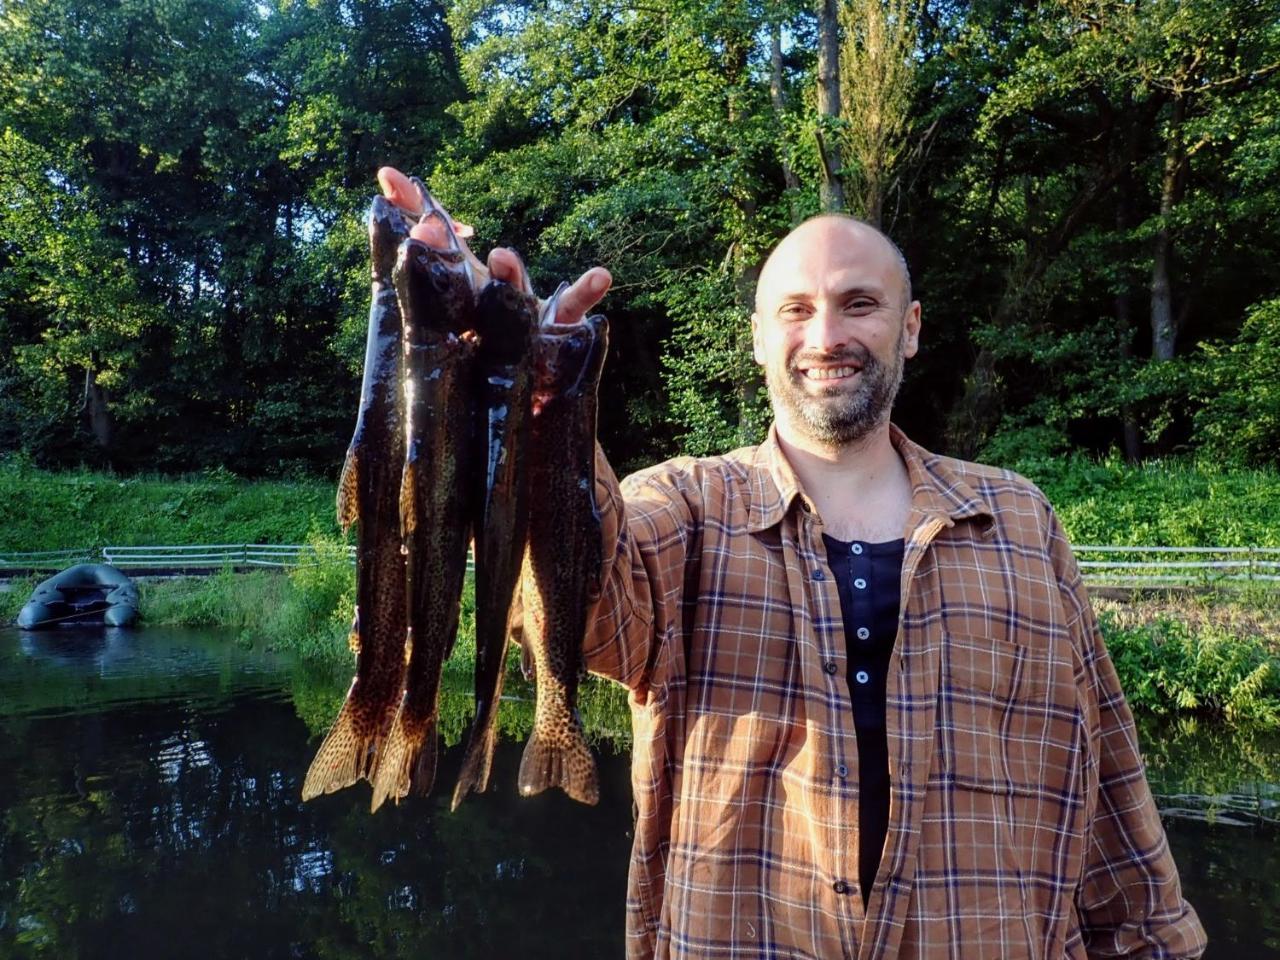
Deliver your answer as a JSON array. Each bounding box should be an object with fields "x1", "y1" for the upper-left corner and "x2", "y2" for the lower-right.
[
  {"x1": 410, "y1": 720, "x2": 439, "y2": 798},
  {"x1": 450, "y1": 715, "x2": 497, "y2": 811},
  {"x1": 337, "y1": 446, "x2": 359, "y2": 532},
  {"x1": 369, "y1": 704, "x2": 437, "y2": 812},
  {"x1": 302, "y1": 691, "x2": 373, "y2": 801},
  {"x1": 517, "y1": 718, "x2": 599, "y2": 806}
]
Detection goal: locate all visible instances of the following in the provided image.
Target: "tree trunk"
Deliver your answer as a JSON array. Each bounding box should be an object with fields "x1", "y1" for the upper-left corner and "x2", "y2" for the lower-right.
[
  {"x1": 770, "y1": 22, "x2": 802, "y2": 225},
  {"x1": 1114, "y1": 183, "x2": 1141, "y2": 462},
  {"x1": 81, "y1": 363, "x2": 113, "y2": 452},
  {"x1": 1151, "y1": 95, "x2": 1186, "y2": 362},
  {"x1": 816, "y1": 0, "x2": 845, "y2": 212}
]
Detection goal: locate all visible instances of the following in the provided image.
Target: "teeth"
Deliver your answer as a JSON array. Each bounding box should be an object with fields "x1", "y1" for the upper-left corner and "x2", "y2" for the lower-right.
[{"x1": 803, "y1": 366, "x2": 858, "y2": 380}]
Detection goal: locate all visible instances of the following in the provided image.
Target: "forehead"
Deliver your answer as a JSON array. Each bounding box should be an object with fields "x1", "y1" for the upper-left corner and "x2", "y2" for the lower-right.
[{"x1": 757, "y1": 220, "x2": 900, "y2": 303}]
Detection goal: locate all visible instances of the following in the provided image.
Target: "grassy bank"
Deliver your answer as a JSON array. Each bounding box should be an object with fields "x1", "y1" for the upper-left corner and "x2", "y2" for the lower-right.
[
  {"x1": 3, "y1": 454, "x2": 1279, "y2": 552},
  {"x1": 1017, "y1": 454, "x2": 1280, "y2": 547},
  {"x1": 0, "y1": 460, "x2": 336, "y2": 550}
]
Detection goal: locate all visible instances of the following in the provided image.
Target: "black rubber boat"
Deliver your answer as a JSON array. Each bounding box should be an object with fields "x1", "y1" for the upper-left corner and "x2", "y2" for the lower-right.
[{"x1": 17, "y1": 563, "x2": 140, "y2": 629}]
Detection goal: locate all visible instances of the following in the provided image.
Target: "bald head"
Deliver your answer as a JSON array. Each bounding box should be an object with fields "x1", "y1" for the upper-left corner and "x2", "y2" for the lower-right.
[{"x1": 755, "y1": 215, "x2": 913, "y2": 315}]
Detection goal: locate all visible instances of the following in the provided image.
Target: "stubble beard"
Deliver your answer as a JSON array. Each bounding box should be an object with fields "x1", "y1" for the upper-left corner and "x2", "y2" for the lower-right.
[{"x1": 764, "y1": 332, "x2": 906, "y2": 448}]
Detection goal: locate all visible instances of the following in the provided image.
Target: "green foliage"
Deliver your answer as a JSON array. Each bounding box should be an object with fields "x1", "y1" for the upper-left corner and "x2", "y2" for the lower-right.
[
  {"x1": 1, "y1": 0, "x2": 1279, "y2": 474},
  {"x1": 0, "y1": 460, "x2": 335, "y2": 550},
  {"x1": 270, "y1": 531, "x2": 356, "y2": 663},
  {"x1": 1101, "y1": 609, "x2": 1280, "y2": 727},
  {"x1": 1191, "y1": 298, "x2": 1280, "y2": 467},
  {"x1": 1016, "y1": 455, "x2": 1280, "y2": 548}
]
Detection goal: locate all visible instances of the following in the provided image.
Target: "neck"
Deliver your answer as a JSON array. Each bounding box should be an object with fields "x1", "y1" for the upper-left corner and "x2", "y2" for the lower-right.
[{"x1": 775, "y1": 418, "x2": 913, "y2": 541}]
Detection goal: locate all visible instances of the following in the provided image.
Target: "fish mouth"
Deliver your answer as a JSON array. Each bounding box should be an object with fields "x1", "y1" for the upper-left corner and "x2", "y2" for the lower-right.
[
  {"x1": 538, "y1": 282, "x2": 578, "y2": 333},
  {"x1": 405, "y1": 177, "x2": 474, "y2": 289}
]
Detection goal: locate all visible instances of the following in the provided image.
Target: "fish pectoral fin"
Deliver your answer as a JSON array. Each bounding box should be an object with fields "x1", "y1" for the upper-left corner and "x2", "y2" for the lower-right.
[
  {"x1": 347, "y1": 608, "x2": 361, "y2": 655},
  {"x1": 337, "y1": 447, "x2": 360, "y2": 532},
  {"x1": 399, "y1": 459, "x2": 418, "y2": 538}
]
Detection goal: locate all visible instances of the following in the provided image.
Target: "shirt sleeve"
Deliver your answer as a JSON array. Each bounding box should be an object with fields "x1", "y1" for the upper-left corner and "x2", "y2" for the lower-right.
[
  {"x1": 584, "y1": 445, "x2": 694, "y2": 694},
  {"x1": 1045, "y1": 509, "x2": 1208, "y2": 959}
]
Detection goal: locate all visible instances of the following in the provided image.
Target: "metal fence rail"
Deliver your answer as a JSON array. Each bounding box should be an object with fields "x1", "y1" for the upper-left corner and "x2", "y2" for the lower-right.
[
  {"x1": 1075, "y1": 545, "x2": 1280, "y2": 586},
  {"x1": 1, "y1": 542, "x2": 1277, "y2": 586}
]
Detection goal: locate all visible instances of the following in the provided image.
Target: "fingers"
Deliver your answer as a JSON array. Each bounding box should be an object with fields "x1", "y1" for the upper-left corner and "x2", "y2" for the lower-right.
[
  {"x1": 487, "y1": 247, "x2": 531, "y2": 293},
  {"x1": 377, "y1": 167, "x2": 422, "y2": 216},
  {"x1": 548, "y1": 268, "x2": 612, "y2": 326}
]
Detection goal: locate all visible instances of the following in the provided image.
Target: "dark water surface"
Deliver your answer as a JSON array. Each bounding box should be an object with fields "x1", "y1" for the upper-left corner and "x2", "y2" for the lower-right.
[{"x1": 1, "y1": 627, "x2": 1277, "y2": 958}]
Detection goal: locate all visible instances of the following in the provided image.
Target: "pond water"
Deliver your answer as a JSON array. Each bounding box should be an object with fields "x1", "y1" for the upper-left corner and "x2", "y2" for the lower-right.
[{"x1": 0, "y1": 626, "x2": 1276, "y2": 958}]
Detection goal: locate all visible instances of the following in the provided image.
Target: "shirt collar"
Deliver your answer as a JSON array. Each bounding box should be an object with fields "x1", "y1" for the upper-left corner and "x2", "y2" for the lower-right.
[{"x1": 745, "y1": 423, "x2": 994, "y2": 534}]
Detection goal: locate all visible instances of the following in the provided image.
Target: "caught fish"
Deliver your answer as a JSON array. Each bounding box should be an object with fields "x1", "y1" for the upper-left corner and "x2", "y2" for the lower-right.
[
  {"x1": 369, "y1": 224, "x2": 477, "y2": 812},
  {"x1": 451, "y1": 275, "x2": 539, "y2": 810},
  {"x1": 517, "y1": 298, "x2": 609, "y2": 806},
  {"x1": 303, "y1": 196, "x2": 411, "y2": 801}
]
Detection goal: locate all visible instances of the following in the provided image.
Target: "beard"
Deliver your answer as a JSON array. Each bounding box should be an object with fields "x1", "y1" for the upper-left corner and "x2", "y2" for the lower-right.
[{"x1": 764, "y1": 334, "x2": 905, "y2": 447}]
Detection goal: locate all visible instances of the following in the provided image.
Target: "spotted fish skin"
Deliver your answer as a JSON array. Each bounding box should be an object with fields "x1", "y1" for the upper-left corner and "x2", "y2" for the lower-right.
[
  {"x1": 452, "y1": 279, "x2": 538, "y2": 810},
  {"x1": 518, "y1": 312, "x2": 608, "y2": 806},
  {"x1": 369, "y1": 236, "x2": 476, "y2": 812},
  {"x1": 302, "y1": 197, "x2": 411, "y2": 802}
]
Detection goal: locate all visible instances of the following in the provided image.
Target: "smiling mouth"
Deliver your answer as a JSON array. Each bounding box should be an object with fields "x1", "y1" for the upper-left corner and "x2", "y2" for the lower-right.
[{"x1": 800, "y1": 365, "x2": 861, "y2": 381}]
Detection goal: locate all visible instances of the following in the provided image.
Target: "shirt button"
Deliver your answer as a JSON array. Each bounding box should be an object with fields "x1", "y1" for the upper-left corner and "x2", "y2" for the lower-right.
[
  {"x1": 853, "y1": 577, "x2": 867, "y2": 590},
  {"x1": 813, "y1": 568, "x2": 825, "y2": 581},
  {"x1": 855, "y1": 670, "x2": 870, "y2": 684},
  {"x1": 851, "y1": 543, "x2": 863, "y2": 555},
  {"x1": 823, "y1": 661, "x2": 838, "y2": 675},
  {"x1": 836, "y1": 764, "x2": 848, "y2": 778},
  {"x1": 832, "y1": 879, "x2": 851, "y2": 895},
  {"x1": 856, "y1": 626, "x2": 870, "y2": 640}
]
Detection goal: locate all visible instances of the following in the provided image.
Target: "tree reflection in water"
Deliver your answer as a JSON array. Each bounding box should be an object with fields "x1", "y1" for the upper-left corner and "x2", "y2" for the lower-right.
[
  {"x1": 0, "y1": 627, "x2": 631, "y2": 958},
  {"x1": 1, "y1": 626, "x2": 1276, "y2": 957}
]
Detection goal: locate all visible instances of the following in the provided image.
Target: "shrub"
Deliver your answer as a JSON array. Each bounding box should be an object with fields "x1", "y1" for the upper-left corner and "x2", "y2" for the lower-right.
[
  {"x1": 1101, "y1": 609, "x2": 1280, "y2": 727},
  {"x1": 1191, "y1": 296, "x2": 1280, "y2": 467}
]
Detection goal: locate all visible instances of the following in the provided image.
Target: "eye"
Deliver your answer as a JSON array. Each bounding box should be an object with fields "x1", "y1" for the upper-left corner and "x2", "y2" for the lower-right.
[
  {"x1": 844, "y1": 297, "x2": 877, "y2": 314},
  {"x1": 778, "y1": 302, "x2": 810, "y2": 320}
]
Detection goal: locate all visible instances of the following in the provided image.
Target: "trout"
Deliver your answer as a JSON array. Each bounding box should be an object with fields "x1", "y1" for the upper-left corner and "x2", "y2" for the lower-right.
[
  {"x1": 369, "y1": 226, "x2": 477, "y2": 812},
  {"x1": 302, "y1": 196, "x2": 411, "y2": 801},
  {"x1": 517, "y1": 300, "x2": 609, "y2": 805},
  {"x1": 451, "y1": 276, "x2": 539, "y2": 810}
]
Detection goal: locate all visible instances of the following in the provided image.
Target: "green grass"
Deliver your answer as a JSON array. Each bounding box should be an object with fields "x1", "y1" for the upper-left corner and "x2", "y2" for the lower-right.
[
  {"x1": 0, "y1": 460, "x2": 336, "y2": 551},
  {"x1": 1016, "y1": 454, "x2": 1280, "y2": 547}
]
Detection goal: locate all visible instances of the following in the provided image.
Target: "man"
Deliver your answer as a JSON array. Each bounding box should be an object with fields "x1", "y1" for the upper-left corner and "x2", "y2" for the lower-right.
[{"x1": 380, "y1": 171, "x2": 1204, "y2": 959}]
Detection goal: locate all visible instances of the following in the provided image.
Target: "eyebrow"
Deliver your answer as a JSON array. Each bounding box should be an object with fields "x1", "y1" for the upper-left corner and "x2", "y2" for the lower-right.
[{"x1": 775, "y1": 284, "x2": 887, "y2": 302}]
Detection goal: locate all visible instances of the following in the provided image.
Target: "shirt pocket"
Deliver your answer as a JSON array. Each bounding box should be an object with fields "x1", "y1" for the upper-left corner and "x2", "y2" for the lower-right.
[{"x1": 940, "y1": 630, "x2": 1060, "y2": 797}]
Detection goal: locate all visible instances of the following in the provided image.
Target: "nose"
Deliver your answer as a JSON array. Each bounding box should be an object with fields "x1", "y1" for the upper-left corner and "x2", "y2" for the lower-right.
[{"x1": 802, "y1": 302, "x2": 848, "y2": 354}]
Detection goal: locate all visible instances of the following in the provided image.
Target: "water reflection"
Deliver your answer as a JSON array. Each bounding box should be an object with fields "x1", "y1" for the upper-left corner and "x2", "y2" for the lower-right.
[
  {"x1": 0, "y1": 626, "x2": 1277, "y2": 956},
  {"x1": 0, "y1": 626, "x2": 631, "y2": 959}
]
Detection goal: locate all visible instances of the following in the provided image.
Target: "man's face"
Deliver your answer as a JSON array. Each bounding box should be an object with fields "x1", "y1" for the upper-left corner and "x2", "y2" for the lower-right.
[{"x1": 751, "y1": 218, "x2": 921, "y2": 449}]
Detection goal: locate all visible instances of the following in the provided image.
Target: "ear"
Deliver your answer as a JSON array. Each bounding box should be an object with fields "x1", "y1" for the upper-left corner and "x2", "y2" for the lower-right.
[
  {"x1": 751, "y1": 313, "x2": 766, "y2": 366},
  {"x1": 902, "y1": 301, "x2": 922, "y2": 359}
]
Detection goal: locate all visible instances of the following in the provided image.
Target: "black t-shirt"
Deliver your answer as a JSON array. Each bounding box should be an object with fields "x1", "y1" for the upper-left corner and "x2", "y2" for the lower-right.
[{"x1": 821, "y1": 533, "x2": 906, "y2": 907}]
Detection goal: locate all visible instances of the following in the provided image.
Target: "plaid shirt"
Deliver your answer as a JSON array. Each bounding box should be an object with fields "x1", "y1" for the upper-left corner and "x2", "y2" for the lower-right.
[{"x1": 585, "y1": 425, "x2": 1205, "y2": 960}]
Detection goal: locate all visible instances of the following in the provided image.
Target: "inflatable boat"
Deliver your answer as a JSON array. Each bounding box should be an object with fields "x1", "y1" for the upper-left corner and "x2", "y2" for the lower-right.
[{"x1": 17, "y1": 563, "x2": 139, "y2": 629}]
